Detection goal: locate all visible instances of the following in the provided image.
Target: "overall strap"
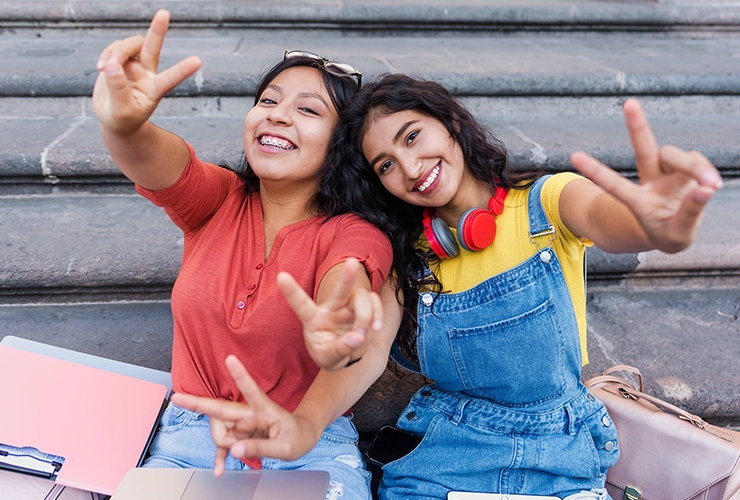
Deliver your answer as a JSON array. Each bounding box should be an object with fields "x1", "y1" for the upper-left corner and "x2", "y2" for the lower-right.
[{"x1": 527, "y1": 175, "x2": 556, "y2": 250}]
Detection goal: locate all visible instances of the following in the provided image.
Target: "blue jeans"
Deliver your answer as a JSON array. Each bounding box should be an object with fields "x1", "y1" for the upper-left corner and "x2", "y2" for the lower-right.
[{"x1": 144, "y1": 402, "x2": 372, "y2": 500}]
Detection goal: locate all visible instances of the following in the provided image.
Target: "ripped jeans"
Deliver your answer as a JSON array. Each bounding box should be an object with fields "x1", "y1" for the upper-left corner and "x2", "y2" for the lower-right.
[{"x1": 144, "y1": 402, "x2": 372, "y2": 500}]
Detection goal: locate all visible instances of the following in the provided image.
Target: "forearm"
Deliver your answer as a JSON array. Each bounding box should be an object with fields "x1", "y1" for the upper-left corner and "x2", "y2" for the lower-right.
[
  {"x1": 99, "y1": 120, "x2": 190, "y2": 191},
  {"x1": 585, "y1": 191, "x2": 653, "y2": 253},
  {"x1": 561, "y1": 178, "x2": 657, "y2": 254}
]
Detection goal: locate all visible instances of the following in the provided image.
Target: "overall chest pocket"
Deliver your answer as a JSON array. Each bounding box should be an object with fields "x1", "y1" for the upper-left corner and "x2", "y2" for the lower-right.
[{"x1": 448, "y1": 297, "x2": 568, "y2": 406}]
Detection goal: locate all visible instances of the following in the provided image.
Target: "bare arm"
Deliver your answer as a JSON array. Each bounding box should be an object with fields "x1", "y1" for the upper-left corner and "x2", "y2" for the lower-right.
[
  {"x1": 92, "y1": 9, "x2": 202, "y2": 190},
  {"x1": 564, "y1": 98, "x2": 722, "y2": 254}
]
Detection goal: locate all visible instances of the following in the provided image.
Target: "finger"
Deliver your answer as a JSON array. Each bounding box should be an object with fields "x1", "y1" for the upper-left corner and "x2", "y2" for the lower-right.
[
  {"x1": 277, "y1": 271, "x2": 319, "y2": 324},
  {"x1": 570, "y1": 151, "x2": 639, "y2": 208},
  {"x1": 139, "y1": 9, "x2": 170, "y2": 72},
  {"x1": 350, "y1": 287, "x2": 372, "y2": 335},
  {"x1": 622, "y1": 98, "x2": 660, "y2": 181},
  {"x1": 170, "y1": 392, "x2": 249, "y2": 421},
  {"x1": 97, "y1": 38, "x2": 139, "y2": 70},
  {"x1": 97, "y1": 35, "x2": 145, "y2": 71},
  {"x1": 318, "y1": 337, "x2": 359, "y2": 371},
  {"x1": 231, "y1": 438, "x2": 294, "y2": 462},
  {"x1": 208, "y1": 417, "x2": 238, "y2": 449},
  {"x1": 324, "y1": 258, "x2": 362, "y2": 310},
  {"x1": 369, "y1": 291, "x2": 384, "y2": 332},
  {"x1": 660, "y1": 146, "x2": 723, "y2": 190},
  {"x1": 225, "y1": 355, "x2": 274, "y2": 412},
  {"x1": 100, "y1": 55, "x2": 137, "y2": 112},
  {"x1": 153, "y1": 56, "x2": 202, "y2": 98},
  {"x1": 658, "y1": 186, "x2": 713, "y2": 253},
  {"x1": 214, "y1": 446, "x2": 229, "y2": 477}
]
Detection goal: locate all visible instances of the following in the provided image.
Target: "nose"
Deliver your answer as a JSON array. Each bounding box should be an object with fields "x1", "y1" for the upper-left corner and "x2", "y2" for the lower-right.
[
  {"x1": 398, "y1": 153, "x2": 423, "y2": 180},
  {"x1": 267, "y1": 102, "x2": 292, "y2": 126}
]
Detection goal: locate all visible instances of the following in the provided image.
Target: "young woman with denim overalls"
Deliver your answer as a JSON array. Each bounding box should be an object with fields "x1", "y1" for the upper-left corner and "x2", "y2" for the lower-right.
[{"x1": 173, "y1": 74, "x2": 722, "y2": 499}]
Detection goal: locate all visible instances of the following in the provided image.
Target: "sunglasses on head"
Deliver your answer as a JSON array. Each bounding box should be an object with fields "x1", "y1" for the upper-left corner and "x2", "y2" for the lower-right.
[{"x1": 284, "y1": 50, "x2": 362, "y2": 87}]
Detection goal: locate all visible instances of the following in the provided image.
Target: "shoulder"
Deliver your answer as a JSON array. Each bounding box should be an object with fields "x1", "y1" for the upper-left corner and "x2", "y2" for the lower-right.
[
  {"x1": 542, "y1": 172, "x2": 584, "y2": 200},
  {"x1": 542, "y1": 172, "x2": 591, "y2": 244},
  {"x1": 321, "y1": 213, "x2": 389, "y2": 239}
]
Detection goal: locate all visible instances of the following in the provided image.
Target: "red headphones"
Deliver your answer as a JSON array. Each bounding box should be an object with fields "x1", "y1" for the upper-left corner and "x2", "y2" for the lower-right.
[{"x1": 423, "y1": 186, "x2": 508, "y2": 259}]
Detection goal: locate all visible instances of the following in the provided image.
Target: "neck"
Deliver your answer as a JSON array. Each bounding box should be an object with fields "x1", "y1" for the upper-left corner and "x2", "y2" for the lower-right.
[
  {"x1": 261, "y1": 182, "x2": 317, "y2": 222},
  {"x1": 436, "y1": 180, "x2": 494, "y2": 227}
]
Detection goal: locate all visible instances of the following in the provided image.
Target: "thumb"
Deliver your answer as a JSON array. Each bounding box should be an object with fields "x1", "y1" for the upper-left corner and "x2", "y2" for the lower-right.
[{"x1": 101, "y1": 56, "x2": 137, "y2": 112}]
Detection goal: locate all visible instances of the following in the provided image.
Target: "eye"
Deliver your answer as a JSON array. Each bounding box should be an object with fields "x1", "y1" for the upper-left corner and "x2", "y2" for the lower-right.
[
  {"x1": 259, "y1": 97, "x2": 276, "y2": 105},
  {"x1": 378, "y1": 160, "x2": 393, "y2": 175},
  {"x1": 406, "y1": 130, "x2": 419, "y2": 145},
  {"x1": 299, "y1": 107, "x2": 319, "y2": 116}
]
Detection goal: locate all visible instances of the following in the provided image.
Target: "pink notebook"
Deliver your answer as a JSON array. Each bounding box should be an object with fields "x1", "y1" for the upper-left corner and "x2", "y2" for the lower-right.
[{"x1": 0, "y1": 345, "x2": 168, "y2": 495}]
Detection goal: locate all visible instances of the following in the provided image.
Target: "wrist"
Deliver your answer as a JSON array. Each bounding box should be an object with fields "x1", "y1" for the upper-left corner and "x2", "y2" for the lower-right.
[{"x1": 292, "y1": 411, "x2": 327, "y2": 446}]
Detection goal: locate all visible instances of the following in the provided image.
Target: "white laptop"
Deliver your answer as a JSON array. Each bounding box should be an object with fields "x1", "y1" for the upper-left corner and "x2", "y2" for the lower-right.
[{"x1": 111, "y1": 468, "x2": 330, "y2": 500}]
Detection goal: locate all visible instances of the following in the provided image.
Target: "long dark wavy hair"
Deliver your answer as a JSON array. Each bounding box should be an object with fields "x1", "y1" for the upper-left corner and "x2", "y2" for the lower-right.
[
  {"x1": 320, "y1": 73, "x2": 542, "y2": 365},
  {"x1": 232, "y1": 54, "x2": 360, "y2": 215}
]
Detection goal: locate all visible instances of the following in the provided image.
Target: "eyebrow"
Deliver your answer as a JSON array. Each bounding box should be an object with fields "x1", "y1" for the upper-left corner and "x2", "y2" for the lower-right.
[
  {"x1": 368, "y1": 119, "x2": 418, "y2": 168},
  {"x1": 265, "y1": 84, "x2": 330, "y2": 109}
]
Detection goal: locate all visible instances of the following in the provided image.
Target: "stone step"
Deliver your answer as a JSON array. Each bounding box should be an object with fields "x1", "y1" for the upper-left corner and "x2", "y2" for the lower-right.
[
  {"x1": 1, "y1": 95, "x2": 739, "y2": 194},
  {"x1": 2, "y1": 28, "x2": 740, "y2": 98},
  {"x1": 1, "y1": 182, "x2": 738, "y2": 301},
  {"x1": 3, "y1": 0, "x2": 740, "y2": 31}
]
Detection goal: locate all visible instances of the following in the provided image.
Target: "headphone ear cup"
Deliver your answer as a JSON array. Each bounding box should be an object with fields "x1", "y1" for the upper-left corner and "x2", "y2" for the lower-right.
[
  {"x1": 457, "y1": 208, "x2": 497, "y2": 252},
  {"x1": 429, "y1": 217, "x2": 459, "y2": 258}
]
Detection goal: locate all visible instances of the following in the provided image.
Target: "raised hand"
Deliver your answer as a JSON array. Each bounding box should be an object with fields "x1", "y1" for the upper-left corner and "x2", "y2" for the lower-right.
[
  {"x1": 92, "y1": 9, "x2": 201, "y2": 136},
  {"x1": 277, "y1": 258, "x2": 384, "y2": 371},
  {"x1": 570, "y1": 98, "x2": 723, "y2": 254},
  {"x1": 170, "y1": 355, "x2": 320, "y2": 476}
]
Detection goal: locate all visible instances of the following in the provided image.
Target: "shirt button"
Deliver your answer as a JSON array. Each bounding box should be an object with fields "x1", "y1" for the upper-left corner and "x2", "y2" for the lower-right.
[
  {"x1": 255, "y1": 264, "x2": 264, "y2": 270},
  {"x1": 421, "y1": 293, "x2": 433, "y2": 307},
  {"x1": 247, "y1": 283, "x2": 256, "y2": 291},
  {"x1": 604, "y1": 441, "x2": 615, "y2": 452},
  {"x1": 587, "y1": 393, "x2": 596, "y2": 401},
  {"x1": 237, "y1": 300, "x2": 246, "y2": 310},
  {"x1": 540, "y1": 250, "x2": 552, "y2": 263},
  {"x1": 602, "y1": 415, "x2": 611, "y2": 427},
  {"x1": 421, "y1": 390, "x2": 432, "y2": 398},
  {"x1": 406, "y1": 411, "x2": 417, "y2": 420}
]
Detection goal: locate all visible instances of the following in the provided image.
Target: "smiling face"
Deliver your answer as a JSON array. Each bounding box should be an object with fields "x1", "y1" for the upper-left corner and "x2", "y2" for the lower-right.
[
  {"x1": 362, "y1": 109, "x2": 474, "y2": 218},
  {"x1": 243, "y1": 66, "x2": 340, "y2": 191}
]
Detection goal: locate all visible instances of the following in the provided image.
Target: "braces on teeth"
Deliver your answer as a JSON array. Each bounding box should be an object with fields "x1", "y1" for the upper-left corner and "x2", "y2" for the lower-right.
[{"x1": 260, "y1": 137, "x2": 294, "y2": 150}]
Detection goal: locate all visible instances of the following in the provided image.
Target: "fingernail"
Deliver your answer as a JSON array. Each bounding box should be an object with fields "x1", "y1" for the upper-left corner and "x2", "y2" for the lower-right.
[
  {"x1": 700, "y1": 171, "x2": 723, "y2": 189},
  {"x1": 232, "y1": 443, "x2": 245, "y2": 457},
  {"x1": 346, "y1": 333, "x2": 364, "y2": 348},
  {"x1": 372, "y1": 319, "x2": 383, "y2": 331},
  {"x1": 104, "y1": 56, "x2": 121, "y2": 76},
  {"x1": 96, "y1": 59, "x2": 104, "y2": 70}
]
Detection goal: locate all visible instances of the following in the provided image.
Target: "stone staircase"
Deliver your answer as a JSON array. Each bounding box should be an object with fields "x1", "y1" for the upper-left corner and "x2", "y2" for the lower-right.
[{"x1": 1, "y1": 0, "x2": 739, "y2": 437}]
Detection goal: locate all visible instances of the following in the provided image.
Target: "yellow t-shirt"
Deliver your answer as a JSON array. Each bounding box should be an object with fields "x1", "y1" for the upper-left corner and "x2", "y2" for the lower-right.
[{"x1": 424, "y1": 172, "x2": 592, "y2": 364}]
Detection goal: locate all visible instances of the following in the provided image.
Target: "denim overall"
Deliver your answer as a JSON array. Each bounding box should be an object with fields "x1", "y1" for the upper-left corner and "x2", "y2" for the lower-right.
[{"x1": 380, "y1": 177, "x2": 619, "y2": 500}]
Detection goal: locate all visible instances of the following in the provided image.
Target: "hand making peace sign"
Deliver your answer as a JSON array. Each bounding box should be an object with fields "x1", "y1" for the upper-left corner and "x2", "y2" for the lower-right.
[
  {"x1": 277, "y1": 258, "x2": 384, "y2": 371},
  {"x1": 171, "y1": 355, "x2": 317, "y2": 476},
  {"x1": 93, "y1": 9, "x2": 202, "y2": 136},
  {"x1": 570, "y1": 98, "x2": 723, "y2": 254}
]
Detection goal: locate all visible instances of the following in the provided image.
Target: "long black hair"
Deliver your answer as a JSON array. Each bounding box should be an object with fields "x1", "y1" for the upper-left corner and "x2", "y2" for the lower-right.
[
  {"x1": 320, "y1": 73, "x2": 541, "y2": 364},
  {"x1": 233, "y1": 55, "x2": 360, "y2": 215}
]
